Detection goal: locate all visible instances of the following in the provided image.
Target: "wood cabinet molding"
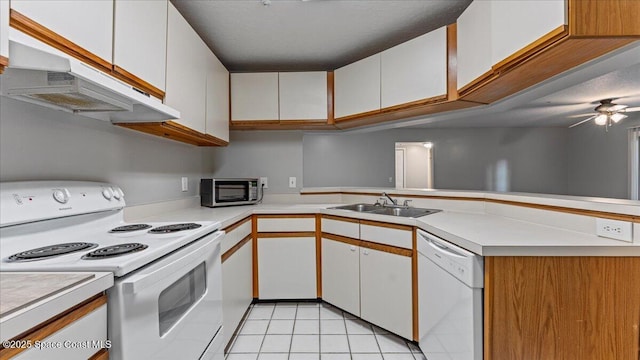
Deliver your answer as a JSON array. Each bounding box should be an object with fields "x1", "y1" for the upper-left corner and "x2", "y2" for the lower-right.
[
  {"x1": 0, "y1": 55, "x2": 7, "y2": 74},
  {"x1": 223, "y1": 216, "x2": 252, "y2": 233},
  {"x1": 322, "y1": 232, "x2": 413, "y2": 257},
  {"x1": 484, "y1": 256, "x2": 640, "y2": 359},
  {"x1": 112, "y1": 65, "x2": 165, "y2": 100},
  {"x1": 9, "y1": 9, "x2": 112, "y2": 74},
  {"x1": 222, "y1": 234, "x2": 252, "y2": 263},
  {"x1": 360, "y1": 219, "x2": 413, "y2": 232},
  {"x1": 0, "y1": 294, "x2": 107, "y2": 359},
  {"x1": 446, "y1": 23, "x2": 458, "y2": 101},
  {"x1": 568, "y1": 0, "x2": 640, "y2": 37},
  {"x1": 411, "y1": 228, "x2": 419, "y2": 341},
  {"x1": 88, "y1": 348, "x2": 109, "y2": 360},
  {"x1": 116, "y1": 121, "x2": 229, "y2": 147},
  {"x1": 10, "y1": 10, "x2": 165, "y2": 100},
  {"x1": 252, "y1": 215, "x2": 259, "y2": 298},
  {"x1": 304, "y1": 191, "x2": 639, "y2": 223},
  {"x1": 322, "y1": 214, "x2": 360, "y2": 224},
  {"x1": 316, "y1": 214, "x2": 323, "y2": 298}
]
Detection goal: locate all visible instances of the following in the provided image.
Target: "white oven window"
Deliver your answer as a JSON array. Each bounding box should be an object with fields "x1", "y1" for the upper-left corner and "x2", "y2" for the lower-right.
[{"x1": 158, "y1": 262, "x2": 207, "y2": 336}]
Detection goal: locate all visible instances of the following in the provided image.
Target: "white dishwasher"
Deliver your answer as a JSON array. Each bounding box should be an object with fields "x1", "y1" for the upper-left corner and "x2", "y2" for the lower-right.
[{"x1": 417, "y1": 229, "x2": 483, "y2": 360}]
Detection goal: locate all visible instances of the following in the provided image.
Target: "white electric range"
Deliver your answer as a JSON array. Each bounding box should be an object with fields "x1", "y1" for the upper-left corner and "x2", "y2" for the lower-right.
[{"x1": 0, "y1": 181, "x2": 225, "y2": 360}]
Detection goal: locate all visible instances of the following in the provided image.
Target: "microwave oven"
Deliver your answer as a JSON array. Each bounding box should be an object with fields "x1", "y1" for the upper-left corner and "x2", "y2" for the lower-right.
[{"x1": 200, "y1": 178, "x2": 260, "y2": 207}]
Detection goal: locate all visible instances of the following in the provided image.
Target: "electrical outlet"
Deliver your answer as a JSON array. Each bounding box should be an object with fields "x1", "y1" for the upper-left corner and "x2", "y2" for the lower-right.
[
  {"x1": 260, "y1": 177, "x2": 268, "y2": 189},
  {"x1": 596, "y1": 218, "x2": 632, "y2": 242},
  {"x1": 289, "y1": 177, "x2": 296, "y2": 188},
  {"x1": 181, "y1": 177, "x2": 188, "y2": 192}
]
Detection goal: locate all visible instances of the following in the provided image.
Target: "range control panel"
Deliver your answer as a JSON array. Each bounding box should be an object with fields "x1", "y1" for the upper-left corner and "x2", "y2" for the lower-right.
[{"x1": 1, "y1": 181, "x2": 125, "y2": 227}]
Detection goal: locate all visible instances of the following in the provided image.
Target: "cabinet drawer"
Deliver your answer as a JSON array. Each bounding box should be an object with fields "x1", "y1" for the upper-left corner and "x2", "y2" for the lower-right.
[
  {"x1": 322, "y1": 217, "x2": 359, "y2": 239},
  {"x1": 13, "y1": 304, "x2": 107, "y2": 360},
  {"x1": 222, "y1": 218, "x2": 252, "y2": 254},
  {"x1": 257, "y1": 217, "x2": 315, "y2": 232},
  {"x1": 360, "y1": 222, "x2": 412, "y2": 249}
]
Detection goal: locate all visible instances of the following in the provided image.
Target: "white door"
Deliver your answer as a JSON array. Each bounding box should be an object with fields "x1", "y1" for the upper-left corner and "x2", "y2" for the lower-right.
[
  {"x1": 360, "y1": 247, "x2": 413, "y2": 339},
  {"x1": 222, "y1": 240, "x2": 253, "y2": 347},
  {"x1": 321, "y1": 238, "x2": 360, "y2": 316},
  {"x1": 257, "y1": 237, "x2": 317, "y2": 299},
  {"x1": 395, "y1": 148, "x2": 406, "y2": 188}
]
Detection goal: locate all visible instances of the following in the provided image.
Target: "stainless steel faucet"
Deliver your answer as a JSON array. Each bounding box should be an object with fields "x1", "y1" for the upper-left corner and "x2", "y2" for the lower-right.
[{"x1": 381, "y1": 192, "x2": 397, "y2": 205}]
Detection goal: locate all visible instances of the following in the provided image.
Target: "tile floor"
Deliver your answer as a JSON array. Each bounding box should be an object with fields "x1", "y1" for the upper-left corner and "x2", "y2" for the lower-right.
[{"x1": 226, "y1": 302, "x2": 426, "y2": 360}]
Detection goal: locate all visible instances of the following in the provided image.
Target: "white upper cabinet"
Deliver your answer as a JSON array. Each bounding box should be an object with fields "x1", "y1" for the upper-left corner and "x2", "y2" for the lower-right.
[
  {"x1": 279, "y1": 71, "x2": 328, "y2": 120},
  {"x1": 10, "y1": 0, "x2": 113, "y2": 62},
  {"x1": 381, "y1": 27, "x2": 447, "y2": 108},
  {"x1": 334, "y1": 53, "x2": 381, "y2": 118},
  {"x1": 113, "y1": 0, "x2": 168, "y2": 92},
  {"x1": 165, "y1": 3, "x2": 206, "y2": 133},
  {"x1": 231, "y1": 73, "x2": 279, "y2": 121},
  {"x1": 457, "y1": 0, "x2": 566, "y2": 90},
  {"x1": 206, "y1": 52, "x2": 230, "y2": 141},
  {"x1": 490, "y1": 0, "x2": 566, "y2": 65},
  {"x1": 1, "y1": 0, "x2": 9, "y2": 62},
  {"x1": 457, "y1": 0, "x2": 493, "y2": 89}
]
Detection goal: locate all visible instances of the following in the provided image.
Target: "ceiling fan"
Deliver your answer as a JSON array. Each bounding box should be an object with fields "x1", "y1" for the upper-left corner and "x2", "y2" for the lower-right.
[{"x1": 569, "y1": 99, "x2": 640, "y2": 129}]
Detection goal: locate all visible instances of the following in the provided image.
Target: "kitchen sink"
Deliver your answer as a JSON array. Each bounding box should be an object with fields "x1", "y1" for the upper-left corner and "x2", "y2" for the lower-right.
[
  {"x1": 331, "y1": 203, "x2": 382, "y2": 212},
  {"x1": 330, "y1": 203, "x2": 441, "y2": 218},
  {"x1": 370, "y1": 207, "x2": 441, "y2": 218}
]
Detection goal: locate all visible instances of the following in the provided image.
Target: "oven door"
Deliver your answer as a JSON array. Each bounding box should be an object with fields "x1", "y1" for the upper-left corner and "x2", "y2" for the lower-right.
[{"x1": 108, "y1": 231, "x2": 224, "y2": 360}]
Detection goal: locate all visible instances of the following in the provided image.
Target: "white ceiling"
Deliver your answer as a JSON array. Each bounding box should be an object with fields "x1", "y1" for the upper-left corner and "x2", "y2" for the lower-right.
[
  {"x1": 171, "y1": 0, "x2": 640, "y2": 130},
  {"x1": 171, "y1": 0, "x2": 471, "y2": 71}
]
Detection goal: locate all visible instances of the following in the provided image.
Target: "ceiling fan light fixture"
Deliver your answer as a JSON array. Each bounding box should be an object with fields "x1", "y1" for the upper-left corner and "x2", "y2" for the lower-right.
[
  {"x1": 594, "y1": 114, "x2": 608, "y2": 125},
  {"x1": 610, "y1": 113, "x2": 627, "y2": 123}
]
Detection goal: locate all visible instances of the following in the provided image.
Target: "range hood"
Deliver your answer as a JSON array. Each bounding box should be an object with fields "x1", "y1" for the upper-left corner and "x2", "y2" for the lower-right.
[{"x1": 0, "y1": 29, "x2": 179, "y2": 122}]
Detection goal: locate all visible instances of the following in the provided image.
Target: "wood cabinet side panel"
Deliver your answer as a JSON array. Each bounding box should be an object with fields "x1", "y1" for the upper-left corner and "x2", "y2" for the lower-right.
[
  {"x1": 485, "y1": 257, "x2": 640, "y2": 360},
  {"x1": 569, "y1": 0, "x2": 640, "y2": 36}
]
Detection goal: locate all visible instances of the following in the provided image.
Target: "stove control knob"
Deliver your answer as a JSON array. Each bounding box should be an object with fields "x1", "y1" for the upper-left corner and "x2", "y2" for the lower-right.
[
  {"x1": 111, "y1": 187, "x2": 121, "y2": 200},
  {"x1": 102, "y1": 187, "x2": 113, "y2": 200},
  {"x1": 53, "y1": 189, "x2": 69, "y2": 204},
  {"x1": 117, "y1": 188, "x2": 125, "y2": 200}
]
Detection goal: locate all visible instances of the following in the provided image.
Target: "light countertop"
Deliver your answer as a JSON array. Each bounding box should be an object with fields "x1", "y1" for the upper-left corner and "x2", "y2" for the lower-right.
[
  {"x1": 133, "y1": 201, "x2": 640, "y2": 257},
  {"x1": 0, "y1": 272, "x2": 113, "y2": 341}
]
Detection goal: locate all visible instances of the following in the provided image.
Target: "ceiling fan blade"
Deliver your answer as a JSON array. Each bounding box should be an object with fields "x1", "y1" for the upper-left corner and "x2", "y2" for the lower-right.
[
  {"x1": 569, "y1": 115, "x2": 597, "y2": 128},
  {"x1": 623, "y1": 107, "x2": 640, "y2": 112},
  {"x1": 567, "y1": 113, "x2": 596, "y2": 118}
]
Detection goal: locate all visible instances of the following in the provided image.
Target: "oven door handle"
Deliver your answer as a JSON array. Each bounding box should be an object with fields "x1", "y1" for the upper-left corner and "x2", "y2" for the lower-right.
[{"x1": 121, "y1": 231, "x2": 224, "y2": 295}]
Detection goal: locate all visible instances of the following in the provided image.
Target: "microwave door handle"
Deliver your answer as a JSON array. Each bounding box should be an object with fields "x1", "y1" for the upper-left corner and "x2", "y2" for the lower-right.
[{"x1": 121, "y1": 231, "x2": 223, "y2": 295}]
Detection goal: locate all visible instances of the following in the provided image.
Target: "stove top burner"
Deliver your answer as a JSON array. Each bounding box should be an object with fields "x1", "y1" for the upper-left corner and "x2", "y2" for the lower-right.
[
  {"x1": 109, "y1": 224, "x2": 152, "y2": 233},
  {"x1": 82, "y1": 243, "x2": 148, "y2": 259},
  {"x1": 7, "y1": 242, "x2": 99, "y2": 262},
  {"x1": 149, "y1": 223, "x2": 202, "y2": 234}
]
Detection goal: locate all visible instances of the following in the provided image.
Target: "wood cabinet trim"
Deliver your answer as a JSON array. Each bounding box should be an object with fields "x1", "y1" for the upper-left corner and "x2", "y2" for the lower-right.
[
  {"x1": 491, "y1": 25, "x2": 569, "y2": 73},
  {"x1": 303, "y1": 192, "x2": 639, "y2": 223},
  {"x1": 322, "y1": 233, "x2": 413, "y2": 257},
  {"x1": 256, "y1": 214, "x2": 317, "y2": 219},
  {"x1": 112, "y1": 65, "x2": 165, "y2": 100},
  {"x1": 88, "y1": 348, "x2": 109, "y2": 360},
  {"x1": 0, "y1": 55, "x2": 8, "y2": 74},
  {"x1": 221, "y1": 234, "x2": 252, "y2": 263},
  {"x1": 116, "y1": 121, "x2": 229, "y2": 147},
  {"x1": 257, "y1": 232, "x2": 317, "y2": 238},
  {"x1": 316, "y1": 214, "x2": 323, "y2": 298},
  {"x1": 446, "y1": 23, "x2": 458, "y2": 101},
  {"x1": 411, "y1": 228, "x2": 419, "y2": 341},
  {"x1": 327, "y1": 71, "x2": 335, "y2": 125},
  {"x1": 360, "y1": 219, "x2": 414, "y2": 231},
  {"x1": 9, "y1": 9, "x2": 112, "y2": 74},
  {"x1": 322, "y1": 214, "x2": 360, "y2": 224},
  {"x1": 252, "y1": 215, "x2": 259, "y2": 298},
  {"x1": 0, "y1": 294, "x2": 107, "y2": 359},
  {"x1": 322, "y1": 233, "x2": 362, "y2": 247},
  {"x1": 223, "y1": 216, "x2": 252, "y2": 233},
  {"x1": 568, "y1": 0, "x2": 640, "y2": 37}
]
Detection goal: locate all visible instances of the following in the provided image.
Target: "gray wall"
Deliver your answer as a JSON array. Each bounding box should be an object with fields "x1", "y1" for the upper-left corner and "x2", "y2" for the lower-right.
[
  {"x1": 566, "y1": 116, "x2": 640, "y2": 199},
  {"x1": 0, "y1": 97, "x2": 216, "y2": 205},
  {"x1": 209, "y1": 131, "x2": 303, "y2": 194},
  {"x1": 304, "y1": 128, "x2": 569, "y2": 194}
]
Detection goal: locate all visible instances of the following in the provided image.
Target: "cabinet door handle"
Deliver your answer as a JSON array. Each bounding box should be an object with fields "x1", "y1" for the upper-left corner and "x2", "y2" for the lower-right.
[
  {"x1": 350, "y1": 246, "x2": 357, "y2": 252},
  {"x1": 362, "y1": 249, "x2": 369, "y2": 255}
]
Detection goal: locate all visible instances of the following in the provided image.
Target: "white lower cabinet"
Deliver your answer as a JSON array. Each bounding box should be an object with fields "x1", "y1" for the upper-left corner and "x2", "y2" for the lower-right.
[
  {"x1": 221, "y1": 240, "x2": 253, "y2": 347},
  {"x1": 257, "y1": 237, "x2": 317, "y2": 299},
  {"x1": 321, "y1": 238, "x2": 360, "y2": 316},
  {"x1": 359, "y1": 246, "x2": 413, "y2": 340}
]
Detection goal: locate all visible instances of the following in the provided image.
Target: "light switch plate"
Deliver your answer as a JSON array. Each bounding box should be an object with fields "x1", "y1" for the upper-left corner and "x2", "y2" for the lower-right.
[
  {"x1": 181, "y1": 177, "x2": 188, "y2": 192},
  {"x1": 596, "y1": 218, "x2": 632, "y2": 242}
]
